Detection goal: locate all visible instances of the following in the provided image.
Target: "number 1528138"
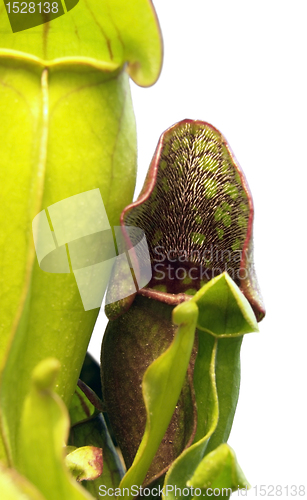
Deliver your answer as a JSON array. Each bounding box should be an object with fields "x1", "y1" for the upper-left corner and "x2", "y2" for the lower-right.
[{"x1": 5, "y1": 2, "x2": 59, "y2": 13}]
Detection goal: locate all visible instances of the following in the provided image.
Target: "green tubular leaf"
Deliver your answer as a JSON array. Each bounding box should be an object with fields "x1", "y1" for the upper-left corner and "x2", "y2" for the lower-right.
[
  {"x1": 193, "y1": 274, "x2": 258, "y2": 449},
  {"x1": 163, "y1": 275, "x2": 257, "y2": 498},
  {"x1": 0, "y1": 0, "x2": 162, "y2": 86},
  {"x1": 0, "y1": 0, "x2": 162, "y2": 460},
  {"x1": 192, "y1": 273, "x2": 259, "y2": 337},
  {"x1": 0, "y1": 462, "x2": 47, "y2": 500},
  {"x1": 69, "y1": 413, "x2": 125, "y2": 497},
  {"x1": 192, "y1": 332, "x2": 218, "y2": 444},
  {"x1": 0, "y1": 57, "x2": 137, "y2": 463},
  {"x1": 119, "y1": 300, "x2": 198, "y2": 499},
  {"x1": 163, "y1": 336, "x2": 218, "y2": 500},
  {"x1": 203, "y1": 336, "x2": 243, "y2": 455},
  {"x1": 0, "y1": 60, "x2": 48, "y2": 369},
  {"x1": 187, "y1": 444, "x2": 250, "y2": 494},
  {"x1": 17, "y1": 358, "x2": 94, "y2": 500},
  {"x1": 69, "y1": 383, "x2": 125, "y2": 495}
]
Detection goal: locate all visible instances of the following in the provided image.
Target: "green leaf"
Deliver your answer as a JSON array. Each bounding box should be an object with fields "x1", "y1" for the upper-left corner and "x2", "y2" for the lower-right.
[
  {"x1": 192, "y1": 332, "x2": 219, "y2": 444},
  {"x1": 163, "y1": 337, "x2": 218, "y2": 500},
  {"x1": 0, "y1": 0, "x2": 162, "y2": 86},
  {"x1": 119, "y1": 300, "x2": 199, "y2": 498},
  {"x1": 16, "y1": 357, "x2": 94, "y2": 500},
  {"x1": 187, "y1": 444, "x2": 250, "y2": 493},
  {"x1": 65, "y1": 446, "x2": 103, "y2": 482},
  {"x1": 203, "y1": 336, "x2": 243, "y2": 455},
  {"x1": 163, "y1": 274, "x2": 258, "y2": 499},
  {"x1": 192, "y1": 273, "x2": 259, "y2": 337},
  {"x1": 0, "y1": 58, "x2": 136, "y2": 463},
  {"x1": 69, "y1": 383, "x2": 125, "y2": 497},
  {"x1": 0, "y1": 462, "x2": 47, "y2": 500},
  {"x1": 193, "y1": 273, "x2": 258, "y2": 449},
  {"x1": 0, "y1": 0, "x2": 163, "y2": 461}
]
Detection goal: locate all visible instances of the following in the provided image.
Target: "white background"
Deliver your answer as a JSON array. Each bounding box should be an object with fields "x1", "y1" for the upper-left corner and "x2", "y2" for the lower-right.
[{"x1": 89, "y1": 1, "x2": 307, "y2": 496}]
